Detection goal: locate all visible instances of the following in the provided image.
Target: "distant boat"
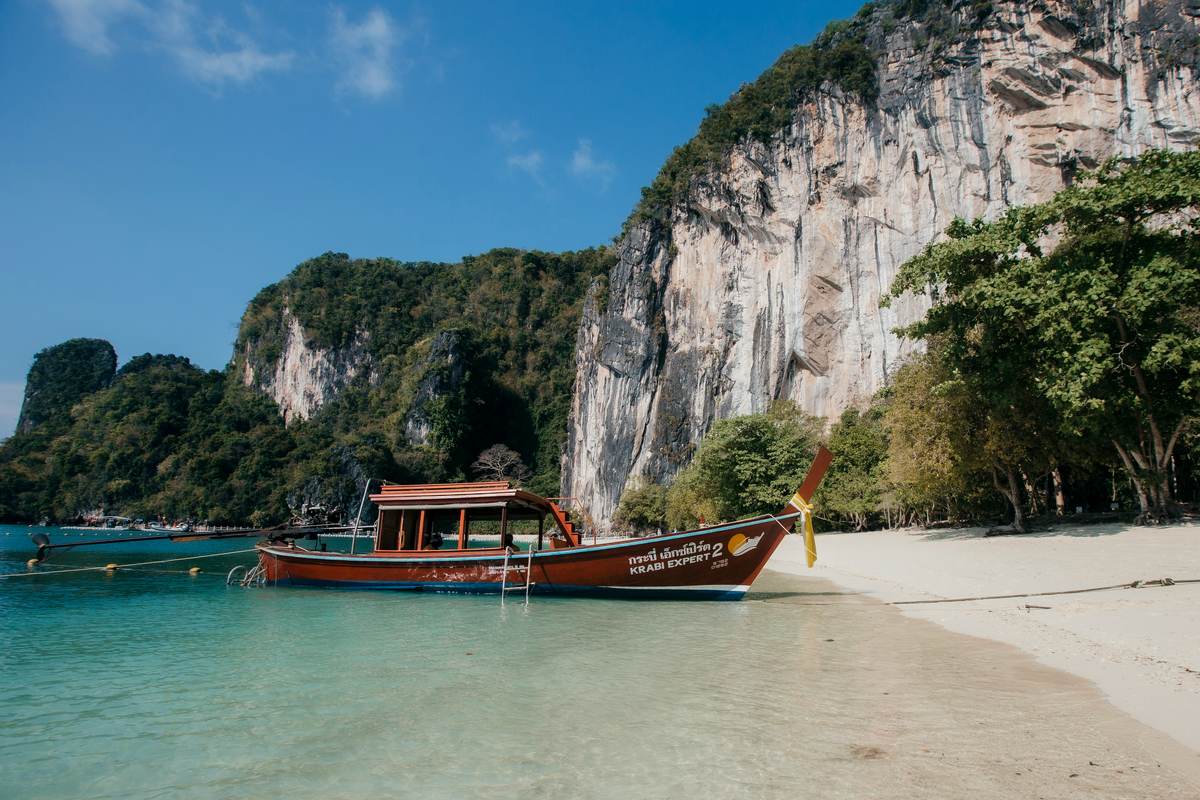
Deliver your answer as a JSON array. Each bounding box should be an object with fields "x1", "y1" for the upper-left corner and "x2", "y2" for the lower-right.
[
  {"x1": 146, "y1": 522, "x2": 192, "y2": 533},
  {"x1": 256, "y1": 447, "x2": 832, "y2": 600}
]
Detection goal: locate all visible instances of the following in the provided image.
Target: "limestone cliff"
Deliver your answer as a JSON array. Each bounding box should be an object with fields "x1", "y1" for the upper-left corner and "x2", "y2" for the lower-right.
[
  {"x1": 564, "y1": 0, "x2": 1200, "y2": 528},
  {"x1": 238, "y1": 305, "x2": 373, "y2": 425}
]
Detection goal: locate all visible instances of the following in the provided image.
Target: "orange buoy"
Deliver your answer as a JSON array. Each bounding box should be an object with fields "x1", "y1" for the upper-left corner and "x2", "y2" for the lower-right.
[
  {"x1": 26, "y1": 558, "x2": 38, "y2": 568},
  {"x1": 188, "y1": 567, "x2": 201, "y2": 575},
  {"x1": 104, "y1": 563, "x2": 119, "y2": 572}
]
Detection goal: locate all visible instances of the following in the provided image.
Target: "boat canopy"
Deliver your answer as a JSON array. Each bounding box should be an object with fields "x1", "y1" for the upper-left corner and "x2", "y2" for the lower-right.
[
  {"x1": 368, "y1": 481, "x2": 581, "y2": 552},
  {"x1": 370, "y1": 481, "x2": 554, "y2": 516}
]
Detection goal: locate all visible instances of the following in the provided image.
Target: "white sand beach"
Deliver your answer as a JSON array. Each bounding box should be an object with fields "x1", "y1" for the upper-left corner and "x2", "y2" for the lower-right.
[{"x1": 770, "y1": 522, "x2": 1200, "y2": 759}]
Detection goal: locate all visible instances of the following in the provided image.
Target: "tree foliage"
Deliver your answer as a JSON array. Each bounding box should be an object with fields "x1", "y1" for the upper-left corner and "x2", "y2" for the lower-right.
[
  {"x1": 2, "y1": 354, "x2": 296, "y2": 523},
  {"x1": 883, "y1": 348, "x2": 998, "y2": 524},
  {"x1": 613, "y1": 481, "x2": 669, "y2": 533},
  {"x1": 814, "y1": 405, "x2": 889, "y2": 531},
  {"x1": 889, "y1": 150, "x2": 1200, "y2": 521},
  {"x1": 663, "y1": 402, "x2": 823, "y2": 529},
  {"x1": 15, "y1": 338, "x2": 115, "y2": 434}
]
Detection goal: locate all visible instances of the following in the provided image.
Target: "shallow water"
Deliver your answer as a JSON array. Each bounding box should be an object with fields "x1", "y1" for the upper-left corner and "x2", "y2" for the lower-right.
[{"x1": 1, "y1": 525, "x2": 1196, "y2": 799}]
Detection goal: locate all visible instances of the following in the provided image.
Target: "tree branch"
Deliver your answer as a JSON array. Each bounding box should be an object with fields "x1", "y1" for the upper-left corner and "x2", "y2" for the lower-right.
[{"x1": 1163, "y1": 419, "x2": 1188, "y2": 470}]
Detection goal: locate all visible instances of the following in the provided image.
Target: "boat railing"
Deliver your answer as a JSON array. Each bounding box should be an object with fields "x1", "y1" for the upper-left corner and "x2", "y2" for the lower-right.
[{"x1": 546, "y1": 497, "x2": 599, "y2": 544}]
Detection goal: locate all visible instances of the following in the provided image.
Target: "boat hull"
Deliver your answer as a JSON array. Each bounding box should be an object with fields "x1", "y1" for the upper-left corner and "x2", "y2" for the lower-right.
[{"x1": 256, "y1": 512, "x2": 799, "y2": 600}]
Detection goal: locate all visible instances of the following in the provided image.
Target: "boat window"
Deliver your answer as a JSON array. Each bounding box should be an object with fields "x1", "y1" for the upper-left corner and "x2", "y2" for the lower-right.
[
  {"x1": 377, "y1": 510, "x2": 401, "y2": 550},
  {"x1": 373, "y1": 505, "x2": 548, "y2": 551},
  {"x1": 461, "y1": 508, "x2": 506, "y2": 549},
  {"x1": 423, "y1": 510, "x2": 459, "y2": 549}
]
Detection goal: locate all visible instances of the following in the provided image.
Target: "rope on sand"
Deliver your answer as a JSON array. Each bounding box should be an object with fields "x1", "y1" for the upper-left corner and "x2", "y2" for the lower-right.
[
  {"x1": 1, "y1": 548, "x2": 260, "y2": 580},
  {"x1": 889, "y1": 577, "x2": 1200, "y2": 605}
]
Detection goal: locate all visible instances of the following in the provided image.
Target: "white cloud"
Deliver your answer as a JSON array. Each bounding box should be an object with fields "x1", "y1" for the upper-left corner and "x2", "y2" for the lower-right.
[
  {"x1": 490, "y1": 120, "x2": 527, "y2": 145},
  {"x1": 151, "y1": 0, "x2": 294, "y2": 87},
  {"x1": 48, "y1": 0, "x2": 293, "y2": 87},
  {"x1": 0, "y1": 381, "x2": 25, "y2": 441},
  {"x1": 570, "y1": 139, "x2": 615, "y2": 187},
  {"x1": 507, "y1": 150, "x2": 544, "y2": 181},
  {"x1": 330, "y1": 7, "x2": 400, "y2": 99},
  {"x1": 48, "y1": 0, "x2": 146, "y2": 56}
]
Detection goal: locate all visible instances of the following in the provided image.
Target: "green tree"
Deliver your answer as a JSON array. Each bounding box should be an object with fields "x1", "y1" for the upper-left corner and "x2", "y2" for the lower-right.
[
  {"x1": 665, "y1": 402, "x2": 823, "y2": 528},
  {"x1": 884, "y1": 350, "x2": 992, "y2": 526},
  {"x1": 815, "y1": 405, "x2": 888, "y2": 531},
  {"x1": 890, "y1": 150, "x2": 1200, "y2": 521},
  {"x1": 613, "y1": 480, "x2": 669, "y2": 532}
]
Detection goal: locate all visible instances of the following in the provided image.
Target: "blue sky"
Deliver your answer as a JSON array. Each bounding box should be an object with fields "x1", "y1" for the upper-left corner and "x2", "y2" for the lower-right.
[{"x1": 0, "y1": 0, "x2": 864, "y2": 436}]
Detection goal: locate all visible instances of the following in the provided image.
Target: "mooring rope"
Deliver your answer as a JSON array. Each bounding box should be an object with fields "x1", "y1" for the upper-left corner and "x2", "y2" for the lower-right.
[
  {"x1": 888, "y1": 576, "x2": 1199, "y2": 605},
  {"x1": 749, "y1": 576, "x2": 1200, "y2": 607},
  {"x1": 0, "y1": 548, "x2": 260, "y2": 580}
]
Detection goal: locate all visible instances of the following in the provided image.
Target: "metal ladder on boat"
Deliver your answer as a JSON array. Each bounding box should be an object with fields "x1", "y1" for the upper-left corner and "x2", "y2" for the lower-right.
[
  {"x1": 225, "y1": 563, "x2": 266, "y2": 587},
  {"x1": 500, "y1": 547, "x2": 535, "y2": 603}
]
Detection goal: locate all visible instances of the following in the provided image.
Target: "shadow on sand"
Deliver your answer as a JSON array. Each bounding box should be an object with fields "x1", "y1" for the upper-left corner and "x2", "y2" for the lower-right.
[{"x1": 907, "y1": 520, "x2": 1132, "y2": 544}]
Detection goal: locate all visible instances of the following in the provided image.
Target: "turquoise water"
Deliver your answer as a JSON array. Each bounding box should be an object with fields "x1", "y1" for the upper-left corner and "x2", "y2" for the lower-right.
[{"x1": 2, "y1": 524, "x2": 1196, "y2": 800}]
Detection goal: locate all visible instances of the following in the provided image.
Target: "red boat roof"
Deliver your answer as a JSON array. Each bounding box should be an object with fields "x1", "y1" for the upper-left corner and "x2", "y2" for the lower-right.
[{"x1": 370, "y1": 481, "x2": 554, "y2": 512}]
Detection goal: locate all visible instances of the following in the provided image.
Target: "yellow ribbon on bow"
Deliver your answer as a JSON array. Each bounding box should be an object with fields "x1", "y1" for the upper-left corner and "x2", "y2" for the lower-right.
[{"x1": 789, "y1": 492, "x2": 817, "y2": 568}]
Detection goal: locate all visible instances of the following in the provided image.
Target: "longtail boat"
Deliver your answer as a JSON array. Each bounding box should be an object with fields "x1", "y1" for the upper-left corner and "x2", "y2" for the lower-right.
[{"x1": 255, "y1": 446, "x2": 833, "y2": 599}]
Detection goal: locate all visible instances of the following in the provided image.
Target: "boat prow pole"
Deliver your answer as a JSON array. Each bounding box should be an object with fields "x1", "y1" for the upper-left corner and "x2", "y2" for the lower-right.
[{"x1": 781, "y1": 445, "x2": 834, "y2": 568}]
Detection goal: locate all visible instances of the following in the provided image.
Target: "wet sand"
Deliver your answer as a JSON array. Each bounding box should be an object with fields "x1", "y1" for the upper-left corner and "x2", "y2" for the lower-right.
[
  {"x1": 749, "y1": 570, "x2": 1200, "y2": 797},
  {"x1": 770, "y1": 524, "x2": 1200, "y2": 756}
]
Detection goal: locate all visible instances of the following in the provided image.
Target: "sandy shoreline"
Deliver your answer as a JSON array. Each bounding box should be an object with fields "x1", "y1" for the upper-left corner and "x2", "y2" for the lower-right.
[{"x1": 769, "y1": 521, "x2": 1200, "y2": 761}]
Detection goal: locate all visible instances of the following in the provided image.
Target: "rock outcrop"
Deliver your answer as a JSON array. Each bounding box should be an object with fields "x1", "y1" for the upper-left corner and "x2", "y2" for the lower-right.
[
  {"x1": 403, "y1": 330, "x2": 469, "y2": 447},
  {"x1": 239, "y1": 305, "x2": 373, "y2": 425},
  {"x1": 564, "y1": 0, "x2": 1200, "y2": 528},
  {"x1": 17, "y1": 338, "x2": 117, "y2": 434}
]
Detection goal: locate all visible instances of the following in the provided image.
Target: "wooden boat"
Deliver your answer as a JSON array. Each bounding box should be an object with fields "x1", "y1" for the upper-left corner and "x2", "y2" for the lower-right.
[{"x1": 256, "y1": 447, "x2": 832, "y2": 599}]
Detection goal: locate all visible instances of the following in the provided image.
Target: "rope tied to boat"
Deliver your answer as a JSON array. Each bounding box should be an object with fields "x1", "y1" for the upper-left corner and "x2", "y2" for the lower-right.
[{"x1": 0, "y1": 548, "x2": 261, "y2": 580}]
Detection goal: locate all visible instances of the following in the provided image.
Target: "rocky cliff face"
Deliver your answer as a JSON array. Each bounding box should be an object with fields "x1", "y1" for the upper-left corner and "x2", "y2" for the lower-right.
[
  {"x1": 403, "y1": 330, "x2": 468, "y2": 447},
  {"x1": 565, "y1": 0, "x2": 1200, "y2": 528},
  {"x1": 239, "y1": 305, "x2": 373, "y2": 425}
]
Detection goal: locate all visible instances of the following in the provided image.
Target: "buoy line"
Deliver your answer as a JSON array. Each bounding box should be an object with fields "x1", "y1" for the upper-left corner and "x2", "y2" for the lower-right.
[{"x1": 1, "y1": 548, "x2": 260, "y2": 579}]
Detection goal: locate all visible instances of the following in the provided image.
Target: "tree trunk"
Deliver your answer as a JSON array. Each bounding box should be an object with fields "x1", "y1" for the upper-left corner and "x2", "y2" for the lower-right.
[
  {"x1": 1007, "y1": 467, "x2": 1027, "y2": 532},
  {"x1": 1051, "y1": 467, "x2": 1066, "y2": 517},
  {"x1": 992, "y1": 466, "x2": 1027, "y2": 532},
  {"x1": 1021, "y1": 469, "x2": 1040, "y2": 516},
  {"x1": 1112, "y1": 439, "x2": 1175, "y2": 522}
]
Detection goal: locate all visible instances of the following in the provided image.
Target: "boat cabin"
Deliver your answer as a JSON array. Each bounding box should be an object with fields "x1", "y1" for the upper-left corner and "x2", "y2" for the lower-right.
[{"x1": 369, "y1": 481, "x2": 581, "y2": 554}]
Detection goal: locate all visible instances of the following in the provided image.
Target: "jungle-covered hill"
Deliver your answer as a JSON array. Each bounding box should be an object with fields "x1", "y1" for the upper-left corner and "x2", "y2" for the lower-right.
[{"x1": 0, "y1": 248, "x2": 611, "y2": 524}]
